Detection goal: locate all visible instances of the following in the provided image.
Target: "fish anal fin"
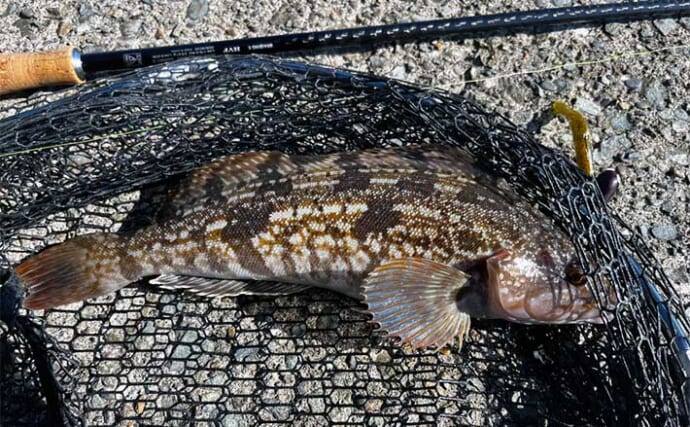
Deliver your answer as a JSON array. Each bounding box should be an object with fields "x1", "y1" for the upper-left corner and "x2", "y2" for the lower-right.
[
  {"x1": 149, "y1": 275, "x2": 309, "y2": 297},
  {"x1": 361, "y1": 257, "x2": 472, "y2": 351}
]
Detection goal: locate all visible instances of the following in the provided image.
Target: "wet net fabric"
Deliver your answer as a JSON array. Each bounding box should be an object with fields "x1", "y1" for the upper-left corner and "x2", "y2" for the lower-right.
[{"x1": 0, "y1": 56, "x2": 688, "y2": 426}]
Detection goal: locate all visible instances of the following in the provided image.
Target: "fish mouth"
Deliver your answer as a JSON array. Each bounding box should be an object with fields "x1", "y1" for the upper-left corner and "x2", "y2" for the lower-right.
[{"x1": 524, "y1": 294, "x2": 603, "y2": 324}]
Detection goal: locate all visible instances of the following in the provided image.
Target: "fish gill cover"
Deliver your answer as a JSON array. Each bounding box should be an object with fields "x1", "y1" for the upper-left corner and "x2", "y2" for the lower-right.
[{"x1": 0, "y1": 56, "x2": 688, "y2": 426}]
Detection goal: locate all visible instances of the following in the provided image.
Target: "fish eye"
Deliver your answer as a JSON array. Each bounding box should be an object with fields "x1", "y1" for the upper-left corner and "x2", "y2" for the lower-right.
[{"x1": 565, "y1": 263, "x2": 587, "y2": 287}]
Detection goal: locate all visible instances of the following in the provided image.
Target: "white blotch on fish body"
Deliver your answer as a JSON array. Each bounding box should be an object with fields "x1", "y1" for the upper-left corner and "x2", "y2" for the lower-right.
[
  {"x1": 205, "y1": 219, "x2": 228, "y2": 232},
  {"x1": 345, "y1": 203, "x2": 368, "y2": 214},
  {"x1": 370, "y1": 177, "x2": 399, "y2": 185}
]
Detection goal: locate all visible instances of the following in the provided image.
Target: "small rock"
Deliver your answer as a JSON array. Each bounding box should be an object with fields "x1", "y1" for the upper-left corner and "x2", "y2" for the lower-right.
[
  {"x1": 57, "y1": 20, "x2": 71, "y2": 37},
  {"x1": 46, "y1": 7, "x2": 61, "y2": 17},
  {"x1": 643, "y1": 80, "x2": 667, "y2": 109},
  {"x1": 603, "y1": 23, "x2": 623, "y2": 36},
  {"x1": 623, "y1": 150, "x2": 640, "y2": 162},
  {"x1": 624, "y1": 78, "x2": 642, "y2": 91},
  {"x1": 78, "y1": 2, "x2": 95, "y2": 23},
  {"x1": 186, "y1": 0, "x2": 209, "y2": 21},
  {"x1": 669, "y1": 153, "x2": 689, "y2": 166},
  {"x1": 659, "y1": 109, "x2": 675, "y2": 121},
  {"x1": 155, "y1": 26, "x2": 165, "y2": 39},
  {"x1": 1, "y1": 3, "x2": 18, "y2": 18},
  {"x1": 675, "y1": 109, "x2": 690, "y2": 122},
  {"x1": 681, "y1": 17, "x2": 690, "y2": 30},
  {"x1": 390, "y1": 65, "x2": 406, "y2": 80},
  {"x1": 225, "y1": 27, "x2": 239, "y2": 37},
  {"x1": 540, "y1": 80, "x2": 557, "y2": 92},
  {"x1": 13, "y1": 18, "x2": 37, "y2": 37},
  {"x1": 660, "y1": 200, "x2": 675, "y2": 215},
  {"x1": 651, "y1": 224, "x2": 678, "y2": 241},
  {"x1": 574, "y1": 97, "x2": 602, "y2": 117},
  {"x1": 653, "y1": 18, "x2": 678, "y2": 36},
  {"x1": 609, "y1": 114, "x2": 631, "y2": 133},
  {"x1": 673, "y1": 121, "x2": 689, "y2": 133},
  {"x1": 594, "y1": 135, "x2": 631, "y2": 164},
  {"x1": 141, "y1": 0, "x2": 154, "y2": 5},
  {"x1": 639, "y1": 25, "x2": 655, "y2": 39},
  {"x1": 554, "y1": 79, "x2": 571, "y2": 91},
  {"x1": 551, "y1": 0, "x2": 572, "y2": 6},
  {"x1": 18, "y1": 7, "x2": 35, "y2": 19},
  {"x1": 368, "y1": 55, "x2": 385, "y2": 69},
  {"x1": 120, "y1": 18, "x2": 142, "y2": 38}
]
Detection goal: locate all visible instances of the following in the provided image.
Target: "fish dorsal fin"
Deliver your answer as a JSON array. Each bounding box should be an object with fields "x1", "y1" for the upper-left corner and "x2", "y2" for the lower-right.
[
  {"x1": 149, "y1": 275, "x2": 309, "y2": 297},
  {"x1": 165, "y1": 151, "x2": 297, "y2": 217},
  {"x1": 164, "y1": 145, "x2": 485, "y2": 218},
  {"x1": 362, "y1": 257, "x2": 472, "y2": 350}
]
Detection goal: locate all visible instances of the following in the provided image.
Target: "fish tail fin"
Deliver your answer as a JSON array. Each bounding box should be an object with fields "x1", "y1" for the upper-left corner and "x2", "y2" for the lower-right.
[{"x1": 16, "y1": 233, "x2": 133, "y2": 310}]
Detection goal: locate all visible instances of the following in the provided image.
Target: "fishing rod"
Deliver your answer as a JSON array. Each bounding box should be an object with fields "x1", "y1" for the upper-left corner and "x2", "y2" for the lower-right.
[{"x1": 1, "y1": 0, "x2": 689, "y2": 96}]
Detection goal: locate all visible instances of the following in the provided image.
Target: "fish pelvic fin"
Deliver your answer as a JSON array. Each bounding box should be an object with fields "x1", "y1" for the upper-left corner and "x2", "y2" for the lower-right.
[
  {"x1": 16, "y1": 233, "x2": 132, "y2": 310},
  {"x1": 361, "y1": 257, "x2": 472, "y2": 351}
]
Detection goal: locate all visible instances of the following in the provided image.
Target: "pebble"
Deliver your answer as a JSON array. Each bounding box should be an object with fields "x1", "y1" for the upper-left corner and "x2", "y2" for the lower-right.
[
  {"x1": 46, "y1": 7, "x2": 61, "y2": 17},
  {"x1": 551, "y1": 0, "x2": 572, "y2": 6},
  {"x1": 390, "y1": 65, "x2": 406, "y2": 80},
  {"x1": 673, "y1": 121, "x2": 689, "y2": 133},
  {"x1": 554, "y1": 79, "x2": 571, "y2": 92},
  {"x1": 595, "y1": 135, "x2": 631, "y2": 164},
  {"x1": 675, "y1": 109, "x2": 690, "y2": 122},
  {"x1": 623, "y1": 150, "x2": 640, "y2": 162},
  {"x1": 18, "y1": 8, "x2": 35, "y2": 19},
  {"x1": 13, "y1": 18, "x2": 36, "y2": 37},
  {"x1": 155, "y1": 26, "x2": 165, "y2": 39},
  {"x1": 368, "y1": 55, "x2": 386, "y2": 69},
  {"x1": 187, "y1": 0, "x2": 209, "y2": 21},
  {"x1": 604, "y1": 23, "x2": 623, "y2": 36},
  {"x1": 540, "y1": 80, "x2": 557, "y2": 93},
  {"x1": 651, "y1": 223, "x2": 678, "y2": 241},
  {"x1": 669, "y1": 153, "x2": 689, "y2": 166},
  {"x1": 609, "y1": 114, "x2": 631, "y2": 133},
  {"x1": 639, "y1": 25, "x2": 655, "y2": 39},
  {"x1": 643, "y1": 80, "x2": 667, "y2": 109},
  {"x1": 57, "y1": 21, "x2": 72, "y2": 37},
  {"x1": 78, "y1": 2, "x2": 95, "y2": 23},
  {"x1": 120, "y1": 18, "x2": 142, "y2": 38},
  {"x1": 653, "y1": 18, "x2": 678, "y2": 36},
  {"x1": 574, "y1": 97, "x2": 602, "y2": 117},
  {"x1": 1, "y1": 3, "x2": 17, "y2": 18},
  {"x1": 660, "y1": 200, "x2": 676, "y2": 215},
  {"x1": 624, "y1": 78, "x2": 642, "y2": 91},
  {"x1": 681, "y1": 17, "x2": 690, "y2": 30}
]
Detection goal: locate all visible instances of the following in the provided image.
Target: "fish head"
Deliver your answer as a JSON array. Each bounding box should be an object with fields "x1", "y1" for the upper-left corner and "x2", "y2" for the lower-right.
[{"x1": 485, "y1": 236, "x2": 603, "y2": 324}]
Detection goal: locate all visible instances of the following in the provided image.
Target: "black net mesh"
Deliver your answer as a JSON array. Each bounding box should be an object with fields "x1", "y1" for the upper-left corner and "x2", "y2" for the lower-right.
[{"x1": 1, "y1": 56, "x2": 688, "y2": 426}]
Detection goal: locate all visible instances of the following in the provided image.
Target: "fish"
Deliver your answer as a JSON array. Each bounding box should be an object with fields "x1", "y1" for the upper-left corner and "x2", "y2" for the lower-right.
[{"x1": 16, "y1": 144, "x2": 602, "y2": 350}]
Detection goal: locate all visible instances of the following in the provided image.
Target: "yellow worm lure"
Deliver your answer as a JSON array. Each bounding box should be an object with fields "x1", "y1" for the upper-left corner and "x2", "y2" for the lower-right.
[{"x1": 552, "y1": 100, "x2": 594, "y2": 176}]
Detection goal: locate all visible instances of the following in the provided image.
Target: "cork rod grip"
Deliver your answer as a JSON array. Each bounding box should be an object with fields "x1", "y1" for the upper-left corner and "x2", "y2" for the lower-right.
[{"x1": 0, "y1": 47, "x2": 84, "y2": 95}]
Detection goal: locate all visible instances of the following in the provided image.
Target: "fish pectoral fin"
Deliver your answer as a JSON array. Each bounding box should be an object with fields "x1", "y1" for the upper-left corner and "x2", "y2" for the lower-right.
[
  {"x1": 149, "y1": 275, "x2": 309, "y2": 297},
  {"x1": 361, "y1": 258, "x2": 472, "y2": 351}
]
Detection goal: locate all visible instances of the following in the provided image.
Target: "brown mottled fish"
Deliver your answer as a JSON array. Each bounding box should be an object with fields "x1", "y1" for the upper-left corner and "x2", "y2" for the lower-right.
[{"x1": 16, "y1": 144, "x2": 601, "y2": 349}]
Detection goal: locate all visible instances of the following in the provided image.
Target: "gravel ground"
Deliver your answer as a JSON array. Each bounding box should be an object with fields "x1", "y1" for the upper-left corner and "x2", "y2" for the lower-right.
[{"x1": 1, "y1": 0, "x2": 689, "y2": 425}]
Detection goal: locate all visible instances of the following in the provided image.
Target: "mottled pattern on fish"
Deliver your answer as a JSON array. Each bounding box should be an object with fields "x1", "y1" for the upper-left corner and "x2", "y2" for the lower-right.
[
  {"x1": 122, "y1": 147, "x2": 532, "y2": 294},
  {"x1": 17, "y1": 144, "x2": 601, "y2": 349}
]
